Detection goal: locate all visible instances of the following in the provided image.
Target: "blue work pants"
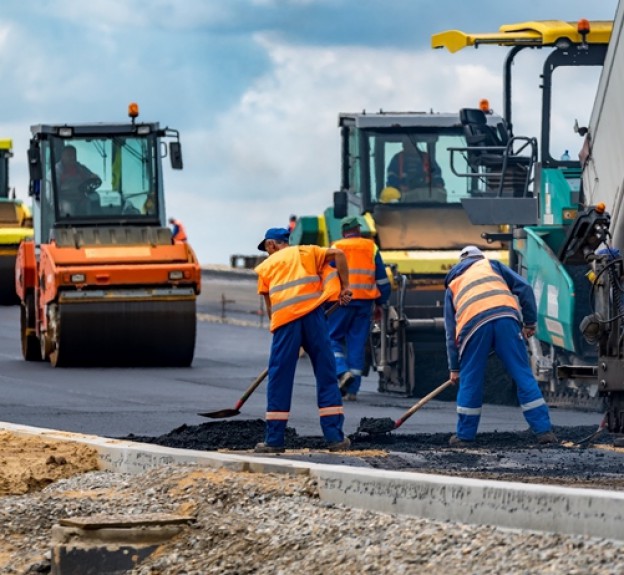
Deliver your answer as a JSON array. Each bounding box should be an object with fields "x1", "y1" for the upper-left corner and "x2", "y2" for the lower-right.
[
  {"x1": 457, "y1": 317, "x2": 552, "y2": 440},
  {"x1": 265, "y1": 306, "x2": 344, "y2": 447},
  {"x1": 327, "y1": 300, "x2": 373, "y2": 394}
]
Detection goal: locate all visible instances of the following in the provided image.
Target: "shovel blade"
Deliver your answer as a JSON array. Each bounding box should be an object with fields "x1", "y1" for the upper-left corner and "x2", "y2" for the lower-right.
[
  {"x1": 197, "y1": 408, "x2": 241, "y2": 419},
  {"x1": 357, "y1": 417, "x2": 397, "y2": 435}
]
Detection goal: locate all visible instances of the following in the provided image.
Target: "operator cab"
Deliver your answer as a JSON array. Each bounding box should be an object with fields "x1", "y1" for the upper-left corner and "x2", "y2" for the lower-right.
[{"x1": 27, "y1": 104, "x2": 183, "y2": 246}]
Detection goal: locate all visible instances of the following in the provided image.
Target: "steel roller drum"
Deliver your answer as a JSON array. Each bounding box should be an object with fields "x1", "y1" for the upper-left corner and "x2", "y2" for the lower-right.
[{"x1": 52, "y1": 295, "x2": 196, "y2": 367}]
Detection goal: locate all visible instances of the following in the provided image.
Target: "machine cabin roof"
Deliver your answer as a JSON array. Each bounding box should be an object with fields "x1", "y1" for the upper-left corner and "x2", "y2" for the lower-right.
[
  {"x1": 432, "y1": 20, "x2": 613, "y2": 53},
  {"x1": 338, "y1": 111, "x2": 502, "y2": 129}
]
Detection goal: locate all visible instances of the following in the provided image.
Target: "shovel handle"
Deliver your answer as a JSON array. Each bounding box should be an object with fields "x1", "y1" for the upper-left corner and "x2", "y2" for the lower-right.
[
  {"x1": 235, "y1": 302, "x2": 340, "y2": 410},
  {"x1": 395, "y1": 379, "x2": 454, "y2": 427}
]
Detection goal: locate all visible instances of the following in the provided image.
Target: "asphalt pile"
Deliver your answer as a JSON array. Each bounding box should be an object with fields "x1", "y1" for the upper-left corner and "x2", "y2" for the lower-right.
[{"x1": 122, "y1": 420, "x2": 624, "y2": 490}]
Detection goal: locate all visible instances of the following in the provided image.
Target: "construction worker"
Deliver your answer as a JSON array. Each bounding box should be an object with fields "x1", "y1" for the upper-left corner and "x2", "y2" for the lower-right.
[
  {"x1": 254, "y1": 227, "x2": 353, "y2": 453},
  {"x1": 386, "y1": 138, "x2": 444, "y2": 193},
  {"x1": 55, "y1": 145, "x2": 101, "y2": 215},
  {"x1": 169, "y1": 217, "x2": 187, "y2": 242},
  {"x1": 328, "y1": 216, "x2": 391, "y2": 400},
  {"x1": 288, "y1": 214, "x2": 297, "y2": 233},
  {"x1": 444, "y1": 245, "x2": 557, "y2": 446}
]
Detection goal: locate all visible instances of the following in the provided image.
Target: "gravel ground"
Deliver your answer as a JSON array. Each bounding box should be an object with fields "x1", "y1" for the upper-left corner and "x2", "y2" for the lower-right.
[{"x1": 2, "y1": 465, "x2": 624, "y2": 575}]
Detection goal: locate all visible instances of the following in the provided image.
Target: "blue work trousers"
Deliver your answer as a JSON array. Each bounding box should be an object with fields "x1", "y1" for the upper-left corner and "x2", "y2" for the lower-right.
[
  {"x1": 457, "y1": 317, "x2": 552, "y2": 440},
  {"x1": 265, "y1": 306, "x2": 344, "y2": 447},
  {"x1": 327, "y1": 300, "x2": 373, "y2": 394}
]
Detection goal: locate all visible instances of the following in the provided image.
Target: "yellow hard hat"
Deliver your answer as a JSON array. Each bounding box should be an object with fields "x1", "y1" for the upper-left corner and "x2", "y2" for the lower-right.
[{"x1": 379, "y1": 186, "x2": 401, "y2": 203}]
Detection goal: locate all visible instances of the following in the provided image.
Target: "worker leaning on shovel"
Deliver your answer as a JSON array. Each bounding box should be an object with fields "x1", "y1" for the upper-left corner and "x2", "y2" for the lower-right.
[{"x1": 254, "y1": 227, "x2": 353, "y2": 453}]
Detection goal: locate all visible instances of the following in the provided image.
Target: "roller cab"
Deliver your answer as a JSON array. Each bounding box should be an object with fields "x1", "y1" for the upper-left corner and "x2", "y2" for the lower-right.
[{"x1": 18, "y1": 105, "x2": 200, "y2": 367}]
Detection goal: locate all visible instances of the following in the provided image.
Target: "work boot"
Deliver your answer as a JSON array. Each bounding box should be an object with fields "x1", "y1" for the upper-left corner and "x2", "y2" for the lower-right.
[
  {"x1": 448, "y1": 434, "x2": 475, "y2": 448},
  {"x1": 254, "y1": 442, "x2": 285, "y2": 454},
  {"x1": 327, "y1": 437, "x2": 351, "y2": 452},
  {"x1": 338, "y1": 371, "x2": 355, "y2": 390},
  {"x1": 536, "y1": 431, "x2": 559, "y2": 445}
]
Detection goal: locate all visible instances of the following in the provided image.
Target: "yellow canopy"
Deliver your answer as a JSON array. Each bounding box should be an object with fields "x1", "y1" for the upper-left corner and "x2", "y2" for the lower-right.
[{"x1": 432, "y1": 20, "x2": 613, "y2": 53}]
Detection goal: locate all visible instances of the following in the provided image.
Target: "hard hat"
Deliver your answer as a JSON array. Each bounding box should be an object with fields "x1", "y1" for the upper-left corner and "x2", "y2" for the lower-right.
[
  {"x1": 379, "y1": 186, "x2": 401, "y2": 203},
  {"x1": 459, "y1": 245, "x2": 485, "y2": 261}
]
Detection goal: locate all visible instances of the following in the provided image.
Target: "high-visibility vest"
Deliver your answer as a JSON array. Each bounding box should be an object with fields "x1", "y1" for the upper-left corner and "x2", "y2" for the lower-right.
[
  {"x1": 448, "y1": 259, "x2": 520, "y2": 338},
  {"x1": 330, "y1": 237, "x2": 380, "y2": 300},
  {"x1": 171, "y1": 219, "x2": 187, "y2": 242},
  {"x1": 255, "y1": 245, "x2": 340, "y2": 332}
]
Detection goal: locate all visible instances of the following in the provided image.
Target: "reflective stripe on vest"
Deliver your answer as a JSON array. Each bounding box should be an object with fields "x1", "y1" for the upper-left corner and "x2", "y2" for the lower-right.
[
  {"x1": 331, "y1": 237, "x2": 380, "y2": 300},
  {"x1": 255, "y1": 245, "x2": 339, "y2": 332},
  {"x1": 449, "y1": 259, "x2": 520, "y2": 338}
]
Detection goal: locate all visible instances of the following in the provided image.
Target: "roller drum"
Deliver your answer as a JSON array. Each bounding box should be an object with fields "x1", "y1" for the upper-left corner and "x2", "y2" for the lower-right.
[{"x1": 52, "y1": 297, "x2": 196, "y2": 367}]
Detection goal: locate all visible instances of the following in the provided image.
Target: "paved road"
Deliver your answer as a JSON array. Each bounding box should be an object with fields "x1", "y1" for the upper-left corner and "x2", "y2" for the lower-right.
[{"x1": 0, "y1": 272, "x2": 601, "y2": 441}]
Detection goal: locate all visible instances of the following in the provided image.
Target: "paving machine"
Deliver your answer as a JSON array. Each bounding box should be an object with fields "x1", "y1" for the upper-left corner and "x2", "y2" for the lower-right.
[
  {"x1": 291, "y1": 110, "x2": 517, "y2": 400},
  {"x1": 0, "y1": 139, "x2": 34, "y2": 304},
  {"x1": 16, "y1": 103, "x2": 201, "y2": 367},
  {"x1": 433, "y1": 19, "x2": 615, "y2": 412}
]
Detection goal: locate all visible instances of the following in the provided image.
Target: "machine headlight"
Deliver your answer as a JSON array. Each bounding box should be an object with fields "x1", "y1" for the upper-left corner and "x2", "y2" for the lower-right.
[
  {"x1": 169, "y1": 271, "x2": 183, "y2": 280},
  {"x1": 58, "y1": 127, "x2": 73, "y2": 137},
  {"x1": 70, "y1": 273, "x2": 86, "y2": 283},
  {"x1": 137, "y1": 125, "x2": 151, "y2": 135}
]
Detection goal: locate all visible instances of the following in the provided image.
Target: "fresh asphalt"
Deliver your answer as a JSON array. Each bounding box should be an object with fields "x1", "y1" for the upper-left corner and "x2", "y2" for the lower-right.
[{"x1": 0, "y1": 268, "x2": 601, "y2": 440}]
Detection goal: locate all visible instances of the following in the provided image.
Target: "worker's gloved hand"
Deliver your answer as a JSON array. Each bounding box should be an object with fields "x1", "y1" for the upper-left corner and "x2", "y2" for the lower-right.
[
  {"x1": 339, "y1": 288, "x2": 353, "y2": 306},
  {"x1": 449, "y1": 371, "x2": 459, "y2": 385},
  {"x1": 522, "y1": 325, "x2": 536, "y2": 339}
]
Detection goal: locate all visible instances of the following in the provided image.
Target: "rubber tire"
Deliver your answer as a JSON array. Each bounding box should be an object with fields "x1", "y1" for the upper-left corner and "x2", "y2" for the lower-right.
[{"x1": 21, "y1": 295, "x2": 42, "y2": 362}]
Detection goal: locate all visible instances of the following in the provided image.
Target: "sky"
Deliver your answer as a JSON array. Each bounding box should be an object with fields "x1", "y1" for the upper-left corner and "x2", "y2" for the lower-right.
[{"x1": 0, "y1": 0, "x2": 619, "y2": 265}]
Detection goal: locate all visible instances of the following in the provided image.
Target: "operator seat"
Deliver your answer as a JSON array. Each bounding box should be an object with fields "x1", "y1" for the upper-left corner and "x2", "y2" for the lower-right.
[{"x1": 459, "y1": 108, "x2": 532, "y2": 198}]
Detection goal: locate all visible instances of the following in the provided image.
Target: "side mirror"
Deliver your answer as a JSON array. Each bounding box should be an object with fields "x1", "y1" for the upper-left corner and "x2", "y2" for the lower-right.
[
  {"x1": 27, "y1": 145, "x2": 42, "y2": 182},
  {"x1": 333, "y1": 190, "x2": 348, "y2": 219},
  {"x1": 169, "y1": 141, "x2": 183, "y2": 170}
]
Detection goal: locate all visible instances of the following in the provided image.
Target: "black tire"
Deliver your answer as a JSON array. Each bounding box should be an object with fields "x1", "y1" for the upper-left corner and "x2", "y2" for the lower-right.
[{"x1": 20, "y1": 294, "x2": 41, "y2": 362}]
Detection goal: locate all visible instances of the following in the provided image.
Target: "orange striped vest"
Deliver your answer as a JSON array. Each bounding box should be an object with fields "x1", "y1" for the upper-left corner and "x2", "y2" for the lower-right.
[
  {"x1": 449, "y1": 259, "x2": 520, "y2": 338},
  {"x1": 330, "y1": 237, "x2": 380, "y2": 300},
  {"x1": 255, "y1": 245, "x2": 340, "y2": 332}
]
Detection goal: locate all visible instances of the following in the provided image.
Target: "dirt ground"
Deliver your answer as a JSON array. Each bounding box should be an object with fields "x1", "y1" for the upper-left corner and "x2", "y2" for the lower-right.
[{"x1": 0, "y1": 431, "x2": 100, "y2": 495}]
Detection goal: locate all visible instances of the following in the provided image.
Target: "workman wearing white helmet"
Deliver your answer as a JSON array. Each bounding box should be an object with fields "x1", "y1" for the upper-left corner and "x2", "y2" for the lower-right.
[{"x1": 443, "y1": 245, "x2": 557, "y2": 447}]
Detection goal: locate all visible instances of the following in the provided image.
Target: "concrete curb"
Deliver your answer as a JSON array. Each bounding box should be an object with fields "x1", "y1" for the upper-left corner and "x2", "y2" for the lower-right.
[{"x1": 3, "y1": 422, "x2": 624, "y2": 542}]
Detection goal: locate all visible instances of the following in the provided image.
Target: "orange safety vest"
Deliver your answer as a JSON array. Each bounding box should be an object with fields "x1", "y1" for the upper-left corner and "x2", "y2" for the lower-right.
[
  {"x1": 448, "y1": 259, "x2": 520, "y2": 339},
  {"x1": 255, "y1": 245, "x2": 340, "y2": 332},
  {"x1": 171, "y1": 219, "x2": 187, "y2": 242},
  {"x1": 330, "y1": 237, "x2": 380, "y2": 300}
]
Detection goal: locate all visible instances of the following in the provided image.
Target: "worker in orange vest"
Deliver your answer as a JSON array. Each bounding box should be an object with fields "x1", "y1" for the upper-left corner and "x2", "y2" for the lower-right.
[
  {"x1": 168, "y1": 218, "x2": 187, "y2": 242},
  {"x1": 254, "y1": 227, "x2": 353, "y2": 453},
  {"x1": 328, "y1": 216, "x2": 391, "y2": 400}
]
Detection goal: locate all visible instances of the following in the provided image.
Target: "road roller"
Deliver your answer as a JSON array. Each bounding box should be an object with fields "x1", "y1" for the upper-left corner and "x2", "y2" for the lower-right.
[
  {"x1": 0, "y1": 139, "x2": 33, "y2": 305},
  {"x1": 16, "y1": 103, "x2": 201, "y2": 367}
]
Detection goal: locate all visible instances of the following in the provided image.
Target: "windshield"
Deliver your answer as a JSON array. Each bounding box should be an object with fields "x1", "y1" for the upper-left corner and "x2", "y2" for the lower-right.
[
  {"x1": 49, "y1": 135, "x2": 159, "y2": 223},
  {"x1": 361, "y1": 129, "x2": 472, "y2": 205}
]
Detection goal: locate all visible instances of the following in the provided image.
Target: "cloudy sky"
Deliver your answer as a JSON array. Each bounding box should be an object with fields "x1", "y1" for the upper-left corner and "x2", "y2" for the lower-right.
[{"x1": 0, "y1": 0, "x2": 618, "y2": 264}]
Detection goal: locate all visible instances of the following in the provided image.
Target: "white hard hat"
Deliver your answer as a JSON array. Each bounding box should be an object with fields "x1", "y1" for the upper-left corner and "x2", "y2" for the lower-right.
[{"x1": 459, "y1": 245, "x2": 485, "y2": 261}]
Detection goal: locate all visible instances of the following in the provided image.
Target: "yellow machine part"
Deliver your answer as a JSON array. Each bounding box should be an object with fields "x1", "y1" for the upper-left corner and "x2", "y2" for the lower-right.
[
  {"x1": 0, "y1": 139, "x2": 13, "y2": 151},
  {"x1": 381, "y1": 249, "x2": 510, "y2": 277},
  {"x1": 432, "y1": 20, "x2": 613, "y2": 53}
]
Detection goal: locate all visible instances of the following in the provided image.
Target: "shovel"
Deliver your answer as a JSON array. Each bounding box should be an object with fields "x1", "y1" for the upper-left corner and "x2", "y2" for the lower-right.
[
  {"x1": 357, "y1": 379, "x2": 454, "y2": 435},
  {"x1": 198, "y1": 301, "x2": 340, "y2": 419}
]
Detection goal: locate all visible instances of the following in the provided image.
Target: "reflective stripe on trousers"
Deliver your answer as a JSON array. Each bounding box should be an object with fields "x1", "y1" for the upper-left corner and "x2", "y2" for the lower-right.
[
  {"x1": 265, "y1": 306, "x2": 344, "y2": 447},
  {"x1": 456, "y1": 317, "x2": 552, "y2": 441},
  {"x1": 327, "y1": 300, "x2": 373, "y2": 395}
]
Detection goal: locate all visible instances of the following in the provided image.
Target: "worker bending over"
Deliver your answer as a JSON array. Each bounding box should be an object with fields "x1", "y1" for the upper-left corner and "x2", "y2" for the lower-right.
[
  {"x1": 328, "y1": 216, "x2": 391, "y2": 400},
  {"x1": 444, "y1": 245, "x2": 557, "y2": 446},
  {"x1": 254, "y1": 227, "x2": 353, "y2": 453}
]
